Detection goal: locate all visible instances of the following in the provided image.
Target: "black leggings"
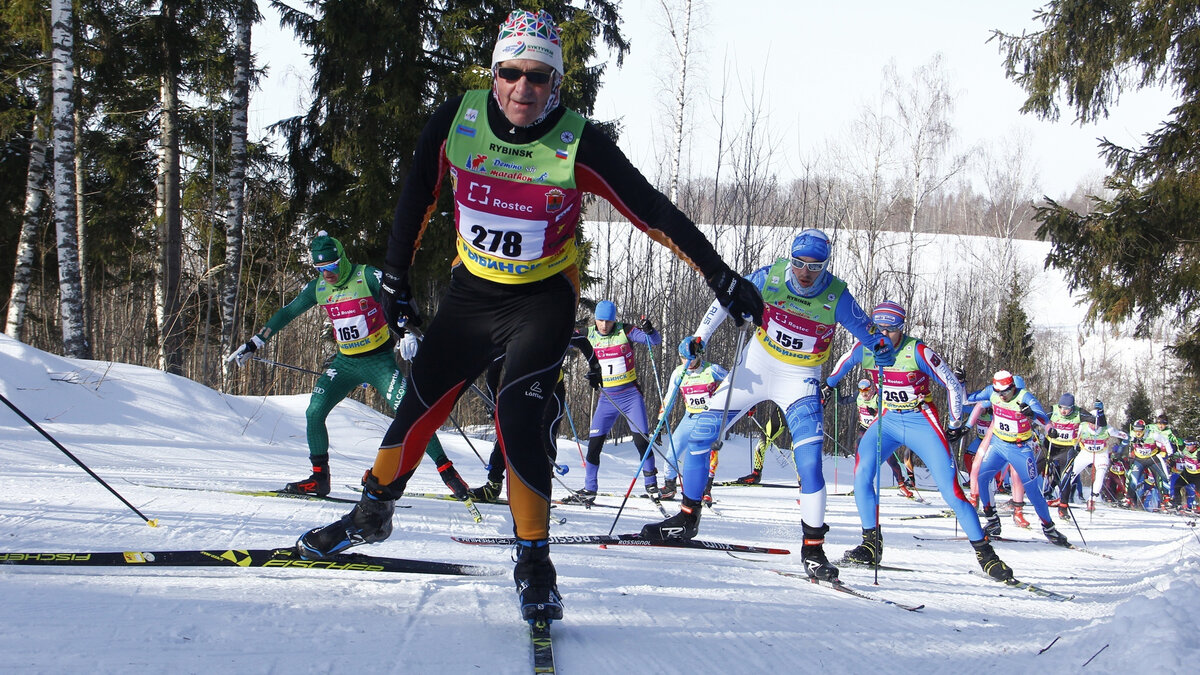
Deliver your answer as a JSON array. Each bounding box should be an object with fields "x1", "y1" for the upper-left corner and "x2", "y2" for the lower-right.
[
  {"x1": 486, "y1": 378, "x2": 565, "y2": 483},
  {"x1": 371, "y1": 266, "x2": 576, "y2": 540}
]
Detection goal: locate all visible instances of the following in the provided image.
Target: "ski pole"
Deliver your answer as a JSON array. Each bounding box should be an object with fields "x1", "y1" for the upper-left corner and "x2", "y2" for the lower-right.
[
  {"x1": 251, "y1": 355, "x2": 322, "y2": 377},
  {"x1": 561, "y1": 385, "x2": 588, "y2": 469},
  {"x1": 446, "y1": 412, "x2": 490, "y2": 468},
  {"x1": 874, "y1": 340, "x2": 886, "y2": 586},
  {"x1": 601, "y1": 387, "x2": 682, "y2": 535},
  {"x1": 605, "y1": 407, "x2": 679, "y2": 535},
  {"x1": 709, "y1": 326, "x2": 749, "y2": 457},
  {"x1": 0, "y1": 392, "x2": 158, "y2": 527}
]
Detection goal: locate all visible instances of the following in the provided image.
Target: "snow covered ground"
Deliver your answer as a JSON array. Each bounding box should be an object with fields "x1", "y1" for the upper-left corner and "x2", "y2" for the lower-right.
[{"x1": 1, "y1": 332, "x2": 1197, "y2": 673}]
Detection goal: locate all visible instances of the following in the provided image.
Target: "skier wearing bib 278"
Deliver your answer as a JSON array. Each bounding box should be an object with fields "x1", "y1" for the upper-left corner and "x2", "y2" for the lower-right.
[
  {"x1": 227, "y1": 231, "x2": 469, "y2": 499},
  {"x1": 641, "y1": 229, "x2": 896, "y2": 583},
  {"x1": 293, "y1": 9, "x2": 763, "y2": 625},
  {"x1": 824, "y1": 301, "x2": 1013, "y2": 581}
]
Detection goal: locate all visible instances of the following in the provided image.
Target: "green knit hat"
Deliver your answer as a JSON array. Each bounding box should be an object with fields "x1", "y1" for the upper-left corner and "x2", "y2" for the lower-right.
[{"x1": 310, "y1": 230, "x2": 350, "y2": 285}]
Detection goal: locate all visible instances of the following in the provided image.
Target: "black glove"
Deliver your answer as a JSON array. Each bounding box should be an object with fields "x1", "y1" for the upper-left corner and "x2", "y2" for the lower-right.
[
  {"x1": 1047, "y1": 427, "x2": 1059, "y2": 439},
  {"x1": 945, "y1": 425, "x2": 965, "y2": 443},
  {"x1": 1019, "y1": 402, "x2": 1035, "y2": 419},
  {"x1": 705, "y1": 266, "x2": 764, "y2": 327},
  {"x1": 639, "y1": 315, "x2": 656, "y2": 335},
  {"x1": 586, "y1": 366, "x2": 602, "y2": 390},
  {"x1": 381, "y1": 267, "x2": 423, "y2": 329},
  {"x1": 819, "y1": 383, "x2": 834, "y2": 406}
]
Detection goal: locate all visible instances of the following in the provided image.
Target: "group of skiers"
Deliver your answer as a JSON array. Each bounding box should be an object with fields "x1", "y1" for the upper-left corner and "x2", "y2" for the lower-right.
[{"x1": 222, "y1": 8, "x2": 1193, "y2": 626}]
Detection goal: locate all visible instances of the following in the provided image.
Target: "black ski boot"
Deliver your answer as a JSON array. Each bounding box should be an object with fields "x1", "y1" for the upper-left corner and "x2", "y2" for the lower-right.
[
  {"x1": 734, "y1": 469, "x2": 762, "y2": 485},
  {"x1": 971, "y1": 538, "x2": 1014, "y2": 582},
  {"x1": 282, "y1": 463, "x2": 331, "y2": 497},
  {"x1": 296, "y1": 471, "x2": 396, "y2": 558},
  {"x1": 842, "y1": 527, "x2": 882, "y2": 565},
  {"x1": 643, "y1": 469, "x2": 660, "y2": 498},
  {"x1": 660, "y1": 477, "x2": 677, "y2": 501},
  {"x1": 640, "y1": 496, "x2": 701, "y2": 540},
  {"x1": 514, "y1": 539, "x2": 563, "y2": 622},
  {"x1": 982, "y1": 505, "x2": 1002, "y2": 538},
  {"x1": 437, "y1": 460, "x2": 471, "y2": 500},
  {"x1": 801, "y1": 522, "x2": 839, "y2": 581},
  {"x1": 559, "y1": 489, "x2": 596, "y2": 505},
  {"x1": 467, "y1": 479, "x2": 504, "y2": 503},
  {"x1": 1042, "y1": 521, "x2": 1070, "y2": 547}
]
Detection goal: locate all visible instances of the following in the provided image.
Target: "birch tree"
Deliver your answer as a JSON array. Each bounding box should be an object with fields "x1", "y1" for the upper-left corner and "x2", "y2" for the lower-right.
[
  {"x1": 49, "y1": 0, "x2": 89, "y2": 358},
  {"x1": 886, "y1": 55, "x2": 963, "y2": 309},
  {"x1": 152, "y1": 0, "x2": 185, "y2": 374},
  {"x1": 5, "y1": 113, "x2": 48, "y2": 341},
  {"x1": 220, "y1": 0, "x2": 256, "y2": 382}
]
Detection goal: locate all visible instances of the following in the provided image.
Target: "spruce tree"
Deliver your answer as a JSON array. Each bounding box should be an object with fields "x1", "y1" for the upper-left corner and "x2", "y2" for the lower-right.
[
  {"x1": 1125, "y1": 380, "x2": 1153, "y2": 431},
  {"x1": 992, "y1": 278, "x2": 1036, "y2": 383},
  {"x1": 993, "y1": 1, "x2": 1200, "y2": 374}
]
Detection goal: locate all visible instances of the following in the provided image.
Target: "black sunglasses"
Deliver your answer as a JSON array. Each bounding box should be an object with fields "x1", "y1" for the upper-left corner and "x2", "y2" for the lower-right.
[{"x1": 496, "y1": 67, "x2": 553, "y2": 85}]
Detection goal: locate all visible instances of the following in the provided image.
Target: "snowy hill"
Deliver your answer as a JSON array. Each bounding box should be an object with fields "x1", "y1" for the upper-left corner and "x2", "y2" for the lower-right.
[{"x1": 1, "y1": 332, "x2": 1197, "y2": 673}]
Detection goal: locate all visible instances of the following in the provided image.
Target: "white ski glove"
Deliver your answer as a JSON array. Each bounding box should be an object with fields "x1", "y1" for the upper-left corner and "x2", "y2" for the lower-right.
[
  {"x1": 227, "y1": 336, "x2": 265, "y2": 367},
  {"x1": 399, "y1": 331, "x2": 421, "y2": 361}
]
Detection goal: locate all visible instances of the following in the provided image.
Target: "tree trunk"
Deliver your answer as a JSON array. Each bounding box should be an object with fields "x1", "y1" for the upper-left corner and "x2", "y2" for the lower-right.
[
  {"x1": 156, "y1": 14, "x2": 184, "y2": 374},
  {"x1": 5, "y1": 113, "x2": 49, "y2": 341},
  {"x1": 221, "y1": 2, "x2": 252, "y2": 386},
  {"x1": 50, "y1": 0, "x2": 89, "y2": 359}
]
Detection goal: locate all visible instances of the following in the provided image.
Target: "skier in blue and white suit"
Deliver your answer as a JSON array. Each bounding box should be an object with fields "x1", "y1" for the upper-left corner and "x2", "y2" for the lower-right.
[
  {"x1": 966, "y1": 371, "x2": 1072, "y2": 547},
  {"x1": 640, "y1": 228, "x2": 895, "y2": 582},
  {"x1": 655, "y1": 338, "x2": 728, "y2": 498},
  {"x1": 823, "y1": 301, "x2": 1014, "y2": 581}
]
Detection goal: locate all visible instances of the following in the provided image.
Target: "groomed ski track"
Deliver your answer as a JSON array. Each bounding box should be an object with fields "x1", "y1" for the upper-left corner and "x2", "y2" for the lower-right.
[{"x1": 1, "y1": 334, "x2": 1197, "y2": 673}]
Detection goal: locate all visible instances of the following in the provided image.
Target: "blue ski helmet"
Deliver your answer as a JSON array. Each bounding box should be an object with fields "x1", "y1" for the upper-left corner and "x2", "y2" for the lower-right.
[
  {"x1": 790, "y1": 229, "x2": 831, "y2": 262},
  {"x1": 595, "y1": 300, "x2": 617, "y2": 322}
]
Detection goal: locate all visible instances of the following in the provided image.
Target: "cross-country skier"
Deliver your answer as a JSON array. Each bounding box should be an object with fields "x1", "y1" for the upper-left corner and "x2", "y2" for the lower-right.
[
  {"x1": 1042, "y1": 392, "x2": 1098, "y2": 518},
  {"x1": 1171, "y1": 439, "x2": 1200, "y2": 512},
  {"x1": 292, "y1": 9, "x2": 763, "y2": 625},
  {"x1": 640, "y1": 228, "x2": 895, "y2": 582},
  {"x1": 966, "y1": 380, "x2": 1031, "y2": 528},
  {"x1": 1126, "y1": 419, "x2": 1174, "y2": 509},
  {"x1": 966, "y1": 371, "x2": 1072, "y2": 547},
  {"x1": 656, "y1": 337, "x2": 728, "y2": 500},
  {"x1": 826, "y1": 301, "x2": 1014, "y2": 581},
  {"x1": 563, "y1": 301, "x2": 663, "y2": 504},
  {"x1": 1067, "y1": 401, "x2": 1124, "y2": 512},
  {"x1": 226, "y1": 231, "x2": 469, "y2": 499}
]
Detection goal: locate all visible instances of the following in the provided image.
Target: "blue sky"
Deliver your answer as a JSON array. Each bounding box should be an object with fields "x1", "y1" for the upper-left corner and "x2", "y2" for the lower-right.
[{"x1": 252, "y1": 2, "x2": 1177, "y2": 198}]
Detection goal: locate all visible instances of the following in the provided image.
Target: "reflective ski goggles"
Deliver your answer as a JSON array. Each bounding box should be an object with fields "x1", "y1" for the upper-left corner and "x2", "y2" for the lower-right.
[
  {"x1": 314, "y1": 260, "x2": 339, "y2": 273},
  {"x1": 790, "y1": 257, "x2": 827, "y2": 272},
  {"x1": 495, "y1": 67, "x2": 554, "y2": 85}
]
